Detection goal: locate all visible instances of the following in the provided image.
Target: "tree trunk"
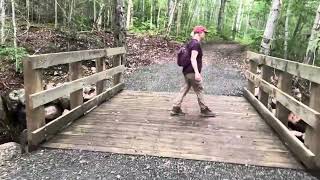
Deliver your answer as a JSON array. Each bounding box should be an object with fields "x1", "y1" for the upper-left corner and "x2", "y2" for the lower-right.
[
  {"x1": 54, "y1": 0, "x2": 58, "y2": 28},
  {"x1": 0, "y1": 0, "x2": 5, "y2": 45},
  {"x1": 97, "y1": 3, "x2": 105, "y2": 31},
  {"x1": 93, "y1": 0, "x2": 97, "y2": 23},
  {"x1": 304, "y1": 4, "x2": 320, "y2": 65},
  {"x1": 26, "y1": 0, "x2": 29, "y2": 22},
  {"x1": 150, "y1": 0, "x2": 153, "y2": 28},
  {"x1": 284, "y1": 0, "x2": 292, "y2": 59},
  {"x1": 126, "y1": 0, "x2": 133, "y2": 30},
  {"x1": 11, "y1": 0, "x2": 17, "y2": 49},
  {"x1": 68, "y1": 0, "x2": 74, "y2": 26},
  {"x1": 245, "y1": 0, "x2": 254, "y2": 36},
  {"x1": 232, "y1": 13, "x2": 237, "y2": 40},
  {"x1": 157, "y1": 5, "x2": 161, "y2": 28},
  {"x1": 217, "y1": 0, "x2": 226, "y2": 34},
  {"x1": 142, "y1": 0, "x2": 145, "y2": 21},
  {"x1": 236, "y1": 0, "x2": 243, "y2": 32},
  {"x1": 166, "y1": 0, "x2": 177, "y2": 36},
  {"x1": 11, "y1": 0, "x2": 18, "y2": 71},
  {"x1": 113, "y1": 0, "x2": 126, "y2": 84},
  {"x1": 176, "y1": 0, "x2": 182, "y2": 36},
  {"x1": 260, "y1": 0, "x2": 282, "y2": 56}
]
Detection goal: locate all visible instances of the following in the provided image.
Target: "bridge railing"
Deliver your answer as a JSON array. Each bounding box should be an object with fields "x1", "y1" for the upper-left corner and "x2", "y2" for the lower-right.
[
  {"x1": 23, "y1": 47, "x2": 126, "y2": 150},
  {"x1": 245, "y1": 51, "x2": 320, "y2": 169}
]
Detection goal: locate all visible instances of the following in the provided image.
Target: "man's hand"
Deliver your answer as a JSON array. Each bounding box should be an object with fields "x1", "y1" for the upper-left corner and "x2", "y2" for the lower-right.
[{"x1": 195, "y1": 73, "x2": 202, "y2": 82}]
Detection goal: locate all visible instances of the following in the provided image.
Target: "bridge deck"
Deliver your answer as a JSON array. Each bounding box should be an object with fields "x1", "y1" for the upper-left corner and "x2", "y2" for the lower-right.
[{"x1": 43, "y1": 90, "x2": 302, "y2": 169}]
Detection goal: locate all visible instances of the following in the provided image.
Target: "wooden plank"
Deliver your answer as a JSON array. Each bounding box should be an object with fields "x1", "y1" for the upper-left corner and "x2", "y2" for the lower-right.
[
  {"x1": 28, "y1": 47, "x2": 126, "y2": 70},
  {"x1": 48, "y1": 134, "x2": 295, "y2": 160},
  {"x1": 246, "y1": 71, "x2": 320, "y2": 128},
  {"x1": 276, "y1": 71, "x2": 292, "y2": 126},
  {"x1": 106, "y1": 47, "x2": 126, "y2": 57},
  {"x1": 96, "y1": 58, "x2": 106, "y2": 96},
  {"x1": 31, "y1": 83, "x2": 124, "y2": 145},
  {"x1": 63, "y1": 120, "x2": 282, "y2": 140},
  {"x1": 260, "y1": 65, "x2": 273, "y2": 106},
  {"x1": 244, "y1": 88, "x2": 316, "y2": 169},
  {"x1": 305, "y1": 83, "x2": 320, "y2": 169},
  {"x1": 69, "y1": 62, "x2": 83, "y2": 109},
  {"x1": 29, "y1": 65, "x2": 125, "y2": 109},
  {"x1": 23, "y1": 58, "x2": 46, "y2": 149},
  {"x1": 43, "y1": 142, "x2": 301, "y2": 169},
  {"x1": 28, "y1": 49, "x2": 105, "y2": 69},
  {"x1": 247, "y1": 51, "x2": 320, "y2": 84}
]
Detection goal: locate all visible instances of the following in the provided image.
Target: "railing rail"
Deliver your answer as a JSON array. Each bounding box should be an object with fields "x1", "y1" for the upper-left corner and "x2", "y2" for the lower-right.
[
  {"x1": 245, "y1": 51, "x2": 320, "y2": 169},
  {"x1": 23, "y1": 47, "x2": 126, "y2": 150}
]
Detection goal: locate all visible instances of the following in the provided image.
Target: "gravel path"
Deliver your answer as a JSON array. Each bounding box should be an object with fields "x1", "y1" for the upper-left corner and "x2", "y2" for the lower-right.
[
  {"x1": 1, "y1": 149, "x2": 318, "y2": 180},
  {"x1": 1, "y1": 43, "x2": 319, "y2": 180},
  {"x1": 124, "y1": 43, "x2": 246, "y2": 96}
]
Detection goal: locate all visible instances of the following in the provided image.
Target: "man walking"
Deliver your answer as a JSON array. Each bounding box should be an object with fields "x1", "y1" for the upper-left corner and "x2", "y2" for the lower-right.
[{"x1": 171, "y1": 26, "x2": 216, "y2": 117}]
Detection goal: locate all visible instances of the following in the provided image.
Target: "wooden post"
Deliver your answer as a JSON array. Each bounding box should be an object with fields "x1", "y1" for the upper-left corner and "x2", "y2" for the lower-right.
[
  {"x1": 24, "y1": 59, "x2": 45, "y2": 150},
  {"x1": 96, "y1": 58, "x2": 106, "y2": 95},
  {"x1": 305, "y1": 83, "x2": 320, "y2": 168},
  {"x1": 248, "y1": 60, "x2": 257, "y2": 93},
  {"x1": 69, "y1": 62, "x2": 83, "y2": 109},
  {"x1": 276, "y1": 71, "x2": 292, "y2": 126},
  {"x1": 260, "y1": 65, "x2": 273, "y2": 106}
]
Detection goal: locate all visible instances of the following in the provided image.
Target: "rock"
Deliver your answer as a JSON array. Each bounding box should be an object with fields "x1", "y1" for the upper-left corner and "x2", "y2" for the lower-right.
[
  {"x1": 45, "y1": 82, "x2": 56, "y2": 90},
  {"x1": 83, "y1": 85, "x2": 96, "y2": 101},
  {"x1": 83, "y1": 85, "x2": 96, "y2": 94},
  {"x1": 0, "y1": 96, "x2": 6, "y2": 122},
  {"x1": 62, "y1": 109, "x2": 70, "y2": 116},
  {"x1": 8, "y1": 89, "x2": 25, "y2": 108},
  {"x1": 83, "y1": 91, "x2": 97, "y2": 101},
  {"x1": 59, "y1": 95, "x2": 70, "y2": 110},
  {"x1": 91, "y1": 67, "x2": 97, "y2": 73},
  {"x1": 45, "y1": 104, "x2": 62, "y2": 121},
  {"x1": 0, "y1": 142, "x2": 21, "y2": 163}
]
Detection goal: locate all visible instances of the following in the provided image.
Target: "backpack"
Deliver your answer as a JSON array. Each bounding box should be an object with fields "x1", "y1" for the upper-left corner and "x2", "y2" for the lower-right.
[{"x1": 177, "y1": 43, "x2": 191, "y2": 67}]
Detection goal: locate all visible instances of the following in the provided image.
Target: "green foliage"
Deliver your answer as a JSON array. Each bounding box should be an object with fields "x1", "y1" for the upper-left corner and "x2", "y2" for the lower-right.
[{"x1": 0, "y1": 46, "x2": 28, "y2": 73}]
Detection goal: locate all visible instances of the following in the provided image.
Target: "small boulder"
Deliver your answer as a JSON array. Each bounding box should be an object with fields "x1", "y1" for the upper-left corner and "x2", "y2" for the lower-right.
[
  {"x1": 0, "y1": 142, "x2": 21, "y2": 163},
  {"x1": 45, "y1": 104, "x2": 63, "y2": 121}
]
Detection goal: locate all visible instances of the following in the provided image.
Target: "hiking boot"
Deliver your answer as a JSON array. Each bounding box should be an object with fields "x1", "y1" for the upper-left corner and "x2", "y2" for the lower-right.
[
  {"x1": 200, "y1": 108, "x2": 216, "y2": 117},
  {"x1": 170, "y1": 106, "x2": 186, "y2": 116}
]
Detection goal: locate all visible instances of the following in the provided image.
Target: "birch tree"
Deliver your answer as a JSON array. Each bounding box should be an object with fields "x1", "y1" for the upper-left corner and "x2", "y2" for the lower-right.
[
  {"x1": 236, "y1": 0, "x2": 243, "y2": 33},
  {"x1": 0, "y1": 0, "x2": 5, "y2": 44},
  {"x1": 11, "y1": 0, "x2": 17, "y2": 49},
  {"x1": 166, "y1": 0, "x2": 177, "y2": 36},
  {"x1": 217, "y1": 0, "x2": 226, "y2": 34},
  {"x1": 260, "y1": 0, "x2": 282, "y2": 55},
  {"x1": 304, "y1": 4, "x2": 320, "y2": 65},
  {"x1": 284, "y1": 0, "x2": 292, "y2": 59},
  {"x1": 126, "y1": 0, "x2": 133, "y2": 29},
  {"x1": 55, "y1": 0, "x2": 58, "y2": 28},
  {"x1": 97, "y1": 2, "x2": 105, "y2": 31}
]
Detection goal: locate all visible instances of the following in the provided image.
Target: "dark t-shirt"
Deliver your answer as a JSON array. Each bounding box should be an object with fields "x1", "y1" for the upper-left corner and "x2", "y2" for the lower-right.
[{"x1": 183, "y1": 39, "x2": 203, "y2": 75}]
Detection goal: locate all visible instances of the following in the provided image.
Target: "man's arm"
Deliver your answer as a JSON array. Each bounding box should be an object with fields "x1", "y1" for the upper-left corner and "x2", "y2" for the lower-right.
[{"x1": 191, "y1": 50, "x2": 202, "y2": 81}]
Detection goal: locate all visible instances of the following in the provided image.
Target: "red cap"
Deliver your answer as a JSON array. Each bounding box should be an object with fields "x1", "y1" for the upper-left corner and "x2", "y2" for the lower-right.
[{"x1": 193, "y1": 26, "x2": 208, "y2": 33}]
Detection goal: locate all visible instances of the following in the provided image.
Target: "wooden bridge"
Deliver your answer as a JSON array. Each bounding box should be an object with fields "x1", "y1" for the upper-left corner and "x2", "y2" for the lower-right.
[{"x1": 23, "y1": 47, "x2": 320, "y2": 170}]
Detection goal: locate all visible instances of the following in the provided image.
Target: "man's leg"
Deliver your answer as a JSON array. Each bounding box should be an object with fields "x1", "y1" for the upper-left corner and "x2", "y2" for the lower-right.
[
  {"x1": 188, "y1": 74, "x2": 216, "y2": 117},
  {"x1": 171, "y1": 76, "x2": 191, "y2": 115}
]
